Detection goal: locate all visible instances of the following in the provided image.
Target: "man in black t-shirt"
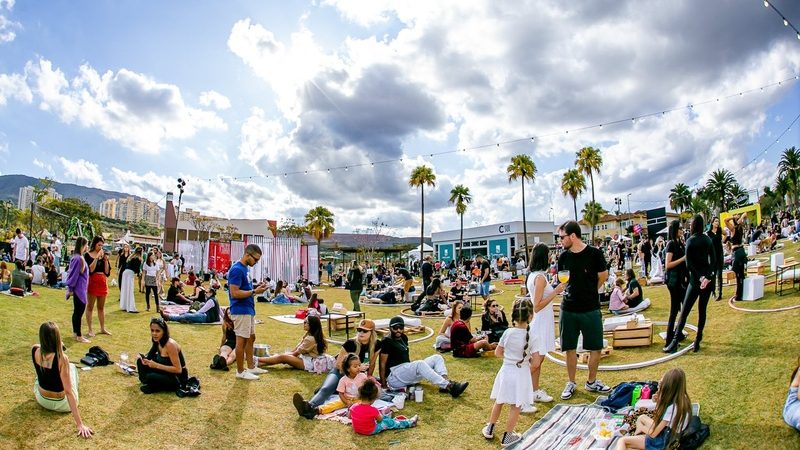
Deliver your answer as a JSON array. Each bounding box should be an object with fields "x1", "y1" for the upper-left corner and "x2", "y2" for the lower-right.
[
  {"x1": 166, "y1": 277, "x2": 190, "y2": 305},
  {"x1": 416, "y1": 256, "x2": 434, "y2": 307},
  {"x1": 380, "y1": 316, "x2": 468, "y2": 398},
  {"x1": 641, "y1": 238, "x2": 652, "y2": 278},
  {"x1": 476, "y1": 254, "x2": 492, "y2": 301},
  {"x1": 556, "y1": 221, "x2": 610, "y2": 400}
]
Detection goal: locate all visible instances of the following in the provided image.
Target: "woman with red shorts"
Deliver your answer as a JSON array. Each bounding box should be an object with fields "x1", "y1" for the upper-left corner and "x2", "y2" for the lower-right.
[{"x1": 85, "y1": 236, "x2": 112, "y2": 337}]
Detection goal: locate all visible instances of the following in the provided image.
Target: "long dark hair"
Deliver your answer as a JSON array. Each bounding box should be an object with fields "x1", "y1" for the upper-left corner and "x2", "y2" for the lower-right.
[
  {"x1": 149, "y1": 317, "x2": 170, "y2": 353},
  {"x1": 668, "y1": 219, "x2": 682, "y2": 242},
  {"x1": 528, "y1": 243, "x2": 550, "y2": 272},
  {"x1": 306, "y1": 315, "x2": 327, "y2": 354},
  {"x1": 73, "y1": 237, "x2": 88, "y2": 255},
  {"x1": 690, "y1": 214, "x2": 704, "y2": 236},
  {"x1": 426, "y1": 277, "x2": 442, "y2": 295},
  {"x1": 39, "y1": 321, "x2": 64, "y2": 363},
  {"x1": 90, "y1": 236, "x2": 104, "y2": 251}
]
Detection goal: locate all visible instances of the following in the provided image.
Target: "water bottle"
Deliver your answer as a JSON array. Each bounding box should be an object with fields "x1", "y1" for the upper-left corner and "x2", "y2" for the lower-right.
[
  {"x1": 631, "y1": 385, "x2": 643, "y2": 406},
  {"x1": 641, "y1": 385, "x2": 651, "y2": 400}
]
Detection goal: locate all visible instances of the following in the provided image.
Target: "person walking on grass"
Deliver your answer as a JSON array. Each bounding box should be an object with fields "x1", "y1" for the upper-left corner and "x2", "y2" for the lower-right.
[
  {"x1": 556, "y1": 221, "x2": 611, "y2": 400},
  {"x1": 346, "y1": 260, "x2": 363, "y2": 312},
  {"x1": 477, "y1": 254, "x2": 492, "y2": 302},
  {"x1": 65, "y1": 238, "x2": 90, "y2": 343},
  {"x1": 228, "y1": 244, "x2": 268, "y2": 380}
]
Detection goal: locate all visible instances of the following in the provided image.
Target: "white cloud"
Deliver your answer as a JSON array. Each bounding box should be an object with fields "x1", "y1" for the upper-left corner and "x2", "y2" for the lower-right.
[
  {"x1": 24, "y1": 58, "x2": 227, "y2": 154},
  {"x1": 183, "y1": 147, "x2": 199, "y2": 161},
  {"x1": 0, "y1": 72, "x2": 32, "y2": 106},
  {"x1": 198, "y1": 90, "x2": 231, "y2": 110},
  {"x1": 0, "y1": 0, "x2": 19, "y2": 43},
  {"x1": 58, "y1": 157, "x2": 105, "y2": 188}
]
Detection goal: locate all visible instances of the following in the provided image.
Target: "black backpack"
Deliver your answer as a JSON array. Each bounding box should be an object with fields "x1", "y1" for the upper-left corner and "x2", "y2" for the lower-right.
[
  {"x1": 675, "y1": 416, "x2": 710, "y2": 450},
  {"x1": 80, "y1": 346, "x2": 111, "y2": 367}
]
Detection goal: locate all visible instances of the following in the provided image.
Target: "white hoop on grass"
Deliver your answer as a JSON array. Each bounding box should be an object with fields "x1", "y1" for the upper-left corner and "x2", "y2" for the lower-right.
[{"x1": 727, "y1": 297, "x2": 800, "y2": 313}]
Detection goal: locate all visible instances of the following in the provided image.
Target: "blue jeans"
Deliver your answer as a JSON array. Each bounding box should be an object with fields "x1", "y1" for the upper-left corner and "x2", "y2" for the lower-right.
[
  {"x1": 644, "y1": 426, "x2": 670, "y2": 450},
  {"x1": 371, "y1": 415, "x2": 413, "y2": 434},
  {"x1": 273, "y1": 294, "x2": 291, "y2": 304},
  {"x1": 168, "y1": 312, "x2": 208, "y2": 323},
  {"x1": 0, "y1": 282, "x2": 9, "y2": 291},
  {"x1": 309, "y1": 368, "x2": 343, "y2": 408},
  {"x1": 784, "y1": 387, "x2": 800, "y2": 431}
]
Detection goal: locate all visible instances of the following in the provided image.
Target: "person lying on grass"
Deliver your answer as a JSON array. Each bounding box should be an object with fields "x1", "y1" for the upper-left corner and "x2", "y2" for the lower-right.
[
  {"x1": 31, "y1": 321, "x2": 94, "y2": 439},
  {"x1": 350, "y1": 379, "x2": 418, "y2": 436},
  {"x1": 254, "y1": 315, "x2": 331, "y2": 372},
  {"x1": 160, "y1": 289, "x2": 220, "y2": 324}
]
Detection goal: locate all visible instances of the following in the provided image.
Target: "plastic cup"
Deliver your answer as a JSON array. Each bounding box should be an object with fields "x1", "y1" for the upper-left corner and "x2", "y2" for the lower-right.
[
  {"x1": 558, "y1": 270, "x2": 570, "y2": 284},
  {"x1": 393, "y1": 395, "x2": 405, "y2": 410},
  {"x1": 414, "y1": 388, "x2": 423, "y2": 403}
]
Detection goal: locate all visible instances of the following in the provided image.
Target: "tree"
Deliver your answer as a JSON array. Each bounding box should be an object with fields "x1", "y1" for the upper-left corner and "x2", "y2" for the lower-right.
[
  {"x1": 216, "y1": 224, "x2": 240, "y2": 242},
  {"x1": 190, "y1": 215, "x2": 216, "y2": 274},
  {"x1": 688, "y1": 194, "x2": 710, "y2": 221},
  {"x1": 409, "y1": 165, "x2": 436, "y2": 266},
  {"x1": 448, "y1": 184, "x2": 472, "y2": 262},
  {"x1": 507, "y1": 154, "x2": 537, "y2": 262},
  {"x1": 581, "y1": 201, "x2": 607, "y2": 242},
  {"x1": 39, "y1": 197, "x2": 99, "y2": 240},
  {"x1": 304, "y1": 206, "x2": 336, "y2": 251},
  {"x1": 561, "y1": 169, "x2": 587, "y2": 221},
  {"x1": 776, "y1": 175, "x2": 793, "y2": 207},
  {"x1": 729, "y1": 184, "x2": 750, "y2": 208},
  {"x1": 759, "y1": 185, "x2": 784, "y2": 217},
  {"x1": 276, "y1": 218, "x2": 306, "y2": 239},
  {"x1": 668, "y1": 183, "x2": 692, "y2": 214},
  {"x1": 703, "y1": 169, "x2": 740, "y2": 215},
  {"x1": 778, "y1": 146, "x2": 800, "y2": 208},
  {"x1": 33, "y1": 177, "x2": 55, "y2": 204},
  {"x1": 575, "y1": 147, "x2": 603, "y2": 241}
]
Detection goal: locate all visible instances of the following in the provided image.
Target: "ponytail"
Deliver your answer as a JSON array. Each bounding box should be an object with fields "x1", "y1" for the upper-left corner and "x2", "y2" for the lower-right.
[{"x1": 517, "y1": 323, "x2": 530, "y2": 368}]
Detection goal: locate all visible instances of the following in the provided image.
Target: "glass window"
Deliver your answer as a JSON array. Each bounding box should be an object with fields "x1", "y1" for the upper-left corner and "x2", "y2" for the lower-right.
[{"x1": 479, "y1": 240, "x2": 487, "y2": 245}]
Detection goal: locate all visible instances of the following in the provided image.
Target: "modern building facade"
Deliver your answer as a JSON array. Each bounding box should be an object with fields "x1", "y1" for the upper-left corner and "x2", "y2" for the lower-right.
[
  {"x1": 18, "y1": 185, "x2": 62, "y2": 210},
  {"x1": 431, "y1": 221, "x2": 556, "y2": 263}
]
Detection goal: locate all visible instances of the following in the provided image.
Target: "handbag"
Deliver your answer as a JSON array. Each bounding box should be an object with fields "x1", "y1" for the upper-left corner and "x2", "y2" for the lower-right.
[{"x1": 295, "y1": 309, "x2": 309, "y2": 320}]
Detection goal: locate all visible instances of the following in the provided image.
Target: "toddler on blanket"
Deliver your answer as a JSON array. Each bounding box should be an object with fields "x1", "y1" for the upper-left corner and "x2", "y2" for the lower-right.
[{"x1": 350, "y1": 379, "x2": 417, "y2": 436}]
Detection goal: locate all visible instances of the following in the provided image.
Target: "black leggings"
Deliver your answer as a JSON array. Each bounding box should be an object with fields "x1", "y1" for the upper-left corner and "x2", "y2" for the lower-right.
[
  {"x1": 712, "y1": 263, "x2": 723, "y2": 298},
  {"x1": 145, "y1": 285, "x2": 158, "y2": 309},
  {"x1": 137, "y1": 359, "x2": 187, "y2": 392},
  {"x1": 643, "y1": 254, "x2": 651, "y2": 277},
  {"x1": 673, "y1": 281, "x2": 713, "y2": 342},
  {"x1": 72, "y1": 296, "x2": 86, "y2": 336},
  {"x1": 732, "y1": 247, "x2": 747, "y2": 300},
  {"x1": 665, "y1": 283, "x2": 686, "y2": 343}
]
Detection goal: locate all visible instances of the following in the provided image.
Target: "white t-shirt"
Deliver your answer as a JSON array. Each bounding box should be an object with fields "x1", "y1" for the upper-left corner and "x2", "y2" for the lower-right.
[
  {"x1": 498, "y1": 327, "x2": 538, "y2": 366},
  {"x1": 662, "y1": 404, "x2": 691, "y2": 432},
  {"x1": 143, "y1": 262, "x2": 159, "y2": 277},
  {"x1": 31, "y1": 264, "x2": 46, "y2": 284},
  {"x1": 52, "y1": 239, "x2": 62, "y2": 255},
  {"x1": 12, "y1": 235, "x2": 28, "y2": 261}
]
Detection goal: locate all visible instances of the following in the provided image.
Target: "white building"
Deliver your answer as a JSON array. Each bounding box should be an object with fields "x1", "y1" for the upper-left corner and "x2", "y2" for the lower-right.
[
  {"x1": 431, "y1": 221, "x2": 557, "y2": 263},
  {"x1": 99, "y1": 197, "x2": 160, "y2": 225},
  {"x1": 18, "y1": 185, "x2": 62, "y2": 210}
]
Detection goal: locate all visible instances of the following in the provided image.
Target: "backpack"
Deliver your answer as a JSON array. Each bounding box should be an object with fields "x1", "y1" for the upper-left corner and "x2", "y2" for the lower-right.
[
  {"x1": 672, "y1": 416, "x2": 710, "y2": 450},
  {"x1": 600, "y1": 381, "x2": 659, "y2": 412},
  {"x1": 80, "y1": 346, "x2": 111, "y2": 367}
]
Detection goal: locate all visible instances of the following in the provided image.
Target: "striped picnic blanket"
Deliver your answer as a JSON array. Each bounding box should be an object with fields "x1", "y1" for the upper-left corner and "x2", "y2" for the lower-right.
[{"x1": 511, "y1": 404, "x2": 619, "y2": 449}]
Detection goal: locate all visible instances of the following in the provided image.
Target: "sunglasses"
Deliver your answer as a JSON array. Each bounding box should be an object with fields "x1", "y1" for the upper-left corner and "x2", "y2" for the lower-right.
[
  {"x1": 559, "y1": 234, "x2": 568, "y2": 240},
  {"x1": 488, "y1": 304, "x2": 497, "y2": 308},
  {"x1": 356, "y1": 328, "x2": 370, "y2": 333},
  {"x1": 390, "y1": 325, "x2": 404, "y2": 330}
]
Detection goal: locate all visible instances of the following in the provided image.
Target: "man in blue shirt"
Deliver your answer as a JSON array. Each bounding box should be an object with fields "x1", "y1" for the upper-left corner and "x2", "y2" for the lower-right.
[{"x1": 228, "y1": 244, "x2": 268, "y2": 380}]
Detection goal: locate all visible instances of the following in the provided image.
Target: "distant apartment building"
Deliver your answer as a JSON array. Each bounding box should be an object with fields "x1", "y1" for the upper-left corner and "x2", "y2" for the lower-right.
[
  {"x1": 99, "y1": 197, "x2": 160, "y2": 225},
  {"x1": 18, "y1": 185, "x2": 62, "y2": 210}
]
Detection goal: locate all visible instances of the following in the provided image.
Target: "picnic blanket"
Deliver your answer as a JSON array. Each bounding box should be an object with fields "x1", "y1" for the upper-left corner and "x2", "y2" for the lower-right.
[
  {"x1": 511, "y1": 404, "x2": 619, "y2": 450},
  {"x1": 314, "y1": 394, "x2": 397, "y2": 424},
  {"x1": 161, "y1": 304, "x2": 265, "y2": 326},
  {"x1": 0, "y1": 290, "x2": 37, "y2": 297},
  {"x1": 269, "y1": 315, "x2": 306, "y2": 325}
]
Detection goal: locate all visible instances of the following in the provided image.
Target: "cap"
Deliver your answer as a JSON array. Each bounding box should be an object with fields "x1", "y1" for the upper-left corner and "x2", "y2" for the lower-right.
[
  {"x1": 389, "y1": 316, "x2": 405, "y2": 328},
  {"x1": 357, "y1": 319, "x2": 375, "y2": 331}
]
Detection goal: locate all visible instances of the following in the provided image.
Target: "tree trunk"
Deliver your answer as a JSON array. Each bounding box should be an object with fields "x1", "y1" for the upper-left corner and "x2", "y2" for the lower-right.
[
  {"x1": 521, "y1": 177, "x2": 529, "y2": 263},
  {"x1": 459, "y1": 212, "x2": 464, "y2": 263},
  {"x1": 572, "y1": 197, "x2": 578, "y2": 221},
  {"x1": 589, "y1": 172, "x2": 596, "y2": 244},
  {"x1": 420, "y1": 185, "x2": 425, "y2": 272}
]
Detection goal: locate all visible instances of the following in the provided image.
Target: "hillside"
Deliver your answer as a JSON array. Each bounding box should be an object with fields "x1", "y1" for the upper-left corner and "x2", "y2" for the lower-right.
[{"x1": 0, "y1": 174, "x2": 161, "y2": 210}]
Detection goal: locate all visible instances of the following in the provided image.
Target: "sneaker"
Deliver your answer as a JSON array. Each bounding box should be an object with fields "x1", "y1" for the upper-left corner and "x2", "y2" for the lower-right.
[
  {"x1": 501, "y1": 431, "x2": 522, "y2": 448},
  {"x1": 248, "y1": 367, "x2": 268, "y2": 375},
  {"x1": 236, "y1": 370, "x2": 259, "y2": 380},
  {"x1": 533, "y1": 389, "x2": 554, "y2": 403},
  {"x1": 481, "y1": 423, "x2": 495, "y2": 439},
  {"x1": 560, "y1": 381, "x2": 577, "y2": 400},
  {"x1": 448, "y1": 381, "x2": 469, "y2": 398},
  {"x1": 585, "y1": 379, "x2": 612, "y2": 393},
  {"x1": 520, "y1": 403, "x2": 537, "y2": 414},
  {"x1": 408, "y1": 415, "x2": 419, "y2": 427}
]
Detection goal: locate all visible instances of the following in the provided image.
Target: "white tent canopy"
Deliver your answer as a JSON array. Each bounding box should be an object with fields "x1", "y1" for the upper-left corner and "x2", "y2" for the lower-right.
[{"x1": 404, "y1": 243, "x2": 434, "y2": 260}]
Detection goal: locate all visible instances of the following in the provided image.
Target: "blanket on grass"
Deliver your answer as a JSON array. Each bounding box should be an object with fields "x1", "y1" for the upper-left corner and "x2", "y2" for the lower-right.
[
  {"x1": 314, "y1": 394, "x2": 397, "y2": 424},
  {"x1": 510, "y1": 404, "x2": 619, "y2": 450}
]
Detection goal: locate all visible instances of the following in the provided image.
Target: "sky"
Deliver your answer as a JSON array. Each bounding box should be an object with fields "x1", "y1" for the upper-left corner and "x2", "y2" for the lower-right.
[{"x1": 0, "y1": 0, "x2": 798, "y2": 237}]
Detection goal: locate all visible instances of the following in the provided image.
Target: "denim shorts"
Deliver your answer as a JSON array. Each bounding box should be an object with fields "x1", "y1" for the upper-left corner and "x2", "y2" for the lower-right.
[
  {"x1": 784, "y1": 387, "x2": 800, "y2": 431},
  {"x1": 480, "y1": 281, "x2": 491, "y2": 295},
  {"x1": 645, "y1": 427, "x2": 670, "y2": 450}
]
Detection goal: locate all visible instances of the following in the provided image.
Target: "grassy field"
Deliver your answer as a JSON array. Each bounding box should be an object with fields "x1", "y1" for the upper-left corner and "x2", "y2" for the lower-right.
[{"x1": 1, "y1": 243, "x2": 800, "y2": 449}]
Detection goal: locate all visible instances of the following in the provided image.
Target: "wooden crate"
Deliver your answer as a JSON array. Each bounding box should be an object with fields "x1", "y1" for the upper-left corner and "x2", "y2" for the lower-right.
[
  {"x1": 747, "y1": 265, "x2": 767, "y2": 276},
  {"x1": 328, "y1": 313, "x2": 366, "y2": 331},
  {"x1": 553, "y1": 302, "x2": 561, "y2": 318},
  {"x1": 577, "y1": 346, "x2": 613, "y2": 364},
  {"x1": 722, "y1": 270, "x2": 735, "y2": 285},
  {"x1": 612, "y1": 321, "x2": 653, "y2": 348}
]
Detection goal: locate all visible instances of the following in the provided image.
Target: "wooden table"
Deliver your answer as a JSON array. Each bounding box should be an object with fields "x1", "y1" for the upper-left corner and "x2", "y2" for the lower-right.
[{"x1": 325, "y1": 311, "x2": 366, "y2": 340}]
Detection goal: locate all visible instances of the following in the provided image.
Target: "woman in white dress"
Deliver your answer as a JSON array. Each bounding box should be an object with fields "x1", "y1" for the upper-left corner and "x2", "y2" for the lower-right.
[
  {"x1": 434, "y1": 300, "x2": 463, "y2": 351},
  {"x1": 525, "y1": 243, "x2": 566, "y2": 407},
  {"x1": 120, "y1": 247, "x2": 142, "y2": 313}
]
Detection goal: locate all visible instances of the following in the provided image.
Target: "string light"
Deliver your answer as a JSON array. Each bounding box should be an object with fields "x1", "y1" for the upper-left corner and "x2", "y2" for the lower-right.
[
  {"x1": 191, "y1": 75, "x2": 798, "y2": 182},
  {"x1": 763, "y1": 0, "x2": 800, "y2": 42}
]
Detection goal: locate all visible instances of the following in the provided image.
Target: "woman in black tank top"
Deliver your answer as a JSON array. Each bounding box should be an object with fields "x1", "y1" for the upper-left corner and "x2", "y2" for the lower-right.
[
  {"x1": 725, "y1": 214, "x2": 747, "y2": 301},
  {"x1": 137, "y1": 318, "x2": 187, "y2": 393},
  {"x1": 211, "y1": 308, "x2": 237, "y2": 371}
]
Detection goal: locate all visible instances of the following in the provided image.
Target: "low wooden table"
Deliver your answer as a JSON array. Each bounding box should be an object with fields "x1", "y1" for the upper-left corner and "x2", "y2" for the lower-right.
[
  {"x1": 612, "y1": 321, "x2": 653, "y2": 348},
  {"x1": 325, "y1": 311, "x2": 366, "y2": 340}
]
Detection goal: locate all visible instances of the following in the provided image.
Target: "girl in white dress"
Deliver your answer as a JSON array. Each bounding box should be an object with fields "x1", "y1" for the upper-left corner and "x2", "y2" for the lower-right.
[
  {"x1": 482, "y1": 298, "x2": 536, "y2": 448},
  {"x1": 120, "y1": 248, "x2": 142, "y2": 313},
  {"x1": 526, "y1": 243, "x2": 566, "y2": 407}
]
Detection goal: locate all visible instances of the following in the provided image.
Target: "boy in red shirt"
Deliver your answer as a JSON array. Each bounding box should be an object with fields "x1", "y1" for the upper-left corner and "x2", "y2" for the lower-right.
[{"x1": 450, "y1": 306, "x2": 497, "y2": 358}]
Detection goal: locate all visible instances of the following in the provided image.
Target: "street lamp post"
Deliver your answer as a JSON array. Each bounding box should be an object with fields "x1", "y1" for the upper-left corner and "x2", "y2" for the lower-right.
[
  {"x1": 626, "y1": 193, "x2": 631, "y2": 215},
  {"x1": 173, "y1": 178, "x2": 186, "y2": 254},
  {"x1": 614, "y1": 197, "x2": 623, "y2": 237}
]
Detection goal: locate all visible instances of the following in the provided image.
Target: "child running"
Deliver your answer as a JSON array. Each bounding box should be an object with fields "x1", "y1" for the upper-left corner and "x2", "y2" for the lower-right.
[
  {"x1": 317, "y1": 353, "x2": 368, "y2": 415},
  {"x1": 349, "y1": 379, "x2": 418, "y2": 436},
  {"x1": 616, "y1": 368, "x2": 692, "y2": 450},
  {"x1": 482, "y1": 298, "x2": 536, "y2": 448}
]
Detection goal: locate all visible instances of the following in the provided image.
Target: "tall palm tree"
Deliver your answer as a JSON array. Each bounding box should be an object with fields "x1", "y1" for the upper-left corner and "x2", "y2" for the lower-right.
[
  {"x1": 688, "y1": 196, "x2": 710, "y2": 221},
  {"x1": 507, "y1": 154, "x2": 537, "y2": 262},
  {"x1": 668, "y1": 183, "x2": 692, "y2": 214},
  {"x1": 729, "y1": 184, "x2": 750, "y2": 208},
  {"x1": 561, "y1": 169, "x2": 587, "y2": 221},
  {"x1": 448, "y1": 184, "x2": 472, "y2": 263},
  {"x1": 575, "y1": 147, "x2": 603, "y2": 242},
  {"x1": 581, "y1": 201, "x2": 607, "y2": 241},
  {"x1": 777, "y1": 174, "x2": 793, "y2": 206},
  {"x1": 409, "y1": 165, "x2": 437, "y2": 265},
  {"x1": 778, "y1": 146, "x2": 800, "y2": 208},
  {"x1": 704, "y1": 169, "x2": 738, "y2": 215},
  {"x1": 304, "y1": 206, "x2": 335, "y2": 251}
]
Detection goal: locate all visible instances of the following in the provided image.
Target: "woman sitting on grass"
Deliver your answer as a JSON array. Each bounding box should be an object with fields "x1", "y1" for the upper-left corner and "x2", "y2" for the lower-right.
[
  {"x1": 784, "y1": 358, "x2": 800, "y2": 432},
  {"x1": 481, "y1": 298, "x2": 508, "y2": 344},
  {"x1": 434, "y1": 300, "x2": 463, "y2": 351},
  {"x1": 270, "y1": 280, "x2": 300, "y2": 304},
  {"x1": 608, "y1": 278, "x2": 629, "y2": 314},
  {"x1": 0, "y1": 261, "x2": 11, "y2": 291},
  {"x1": 254, "y1": 315, "x2": 331, "y2": 372},
  {"x1": 350, "y1": 379, "x2": 418, "y2": 436},
  {"x1": 210, "y1": 308, "x2": 237, "y2": 371},
  {"x1": 137, "y1": 317, "x2": 188, "y2": 394},
  {"x1": 31, "y1": 321, "x2": 94, "y2": 438},
  {"x1": 451, "y1": 306, "x2": 497, "y2": 358}
]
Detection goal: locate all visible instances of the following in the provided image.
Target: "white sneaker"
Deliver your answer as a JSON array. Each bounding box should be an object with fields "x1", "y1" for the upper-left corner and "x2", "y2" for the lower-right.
[
  {"x1": 520, "y1": 403, "x2": 537, "y2": 414},
  {"x1": 236, "y1": 370, "x2": 259, "y2": 380},
  {"x1": 533, "y1": 389, "x2": 554, "y2": 403},
  {"x1": 561, "y1": 381, "x2": 577, "y2": 400},
  {"x1": 248, "y1": 367, "x2": 268, "y2": 375}
]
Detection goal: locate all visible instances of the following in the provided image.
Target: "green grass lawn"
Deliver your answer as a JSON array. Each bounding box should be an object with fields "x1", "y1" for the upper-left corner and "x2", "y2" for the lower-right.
[{"x1": 1, "y1": 243, "x2": 800, "y2": 449}]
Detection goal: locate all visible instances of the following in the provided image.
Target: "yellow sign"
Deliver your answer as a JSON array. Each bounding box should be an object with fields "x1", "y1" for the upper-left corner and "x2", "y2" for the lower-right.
[{"x1": 720, "y1": 203, "x2": 761, "y2": 226}]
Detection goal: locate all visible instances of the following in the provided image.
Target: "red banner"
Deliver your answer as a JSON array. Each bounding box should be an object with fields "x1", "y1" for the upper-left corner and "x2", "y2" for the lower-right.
[{"x1": 208, "y1": 241, "x2": 232, "y2": 273}]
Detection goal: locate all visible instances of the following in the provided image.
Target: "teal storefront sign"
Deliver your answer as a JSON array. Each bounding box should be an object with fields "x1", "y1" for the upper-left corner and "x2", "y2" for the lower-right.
[
  {"x1": 488, "y1": 239, "x2": 508, "y2": 259},
  {"x1": 439, "y1": 243, "x2": 454, "y2": 263}
]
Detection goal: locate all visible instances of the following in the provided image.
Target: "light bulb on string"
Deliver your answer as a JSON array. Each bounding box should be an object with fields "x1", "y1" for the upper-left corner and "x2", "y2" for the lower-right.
[
  {"x1": 764, "y1": 0, "x2": 769, "y2": 7},
  {"x1": 345, "y1": 166, "x2": 349, "y2": 171},
  {"x1": 304, "y1": 170, "x2": 308, "y2": 175},
  {"x1": 327, "y1": 168, "x2": 330, "y2": 173},
  {"x1": 370, "y1": 162, "x2": 374, "y2": 167},
  {"x1": 784, "y1": 18, "x2": 789, "y2": 27}
]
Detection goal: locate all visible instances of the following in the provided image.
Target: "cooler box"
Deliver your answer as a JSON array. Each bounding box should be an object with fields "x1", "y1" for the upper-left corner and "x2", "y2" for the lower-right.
[
  {"x1": 771, "y1": 253, "x2": 785, "y2": 272},
  {"x1": 742, "y1": 275, "x2": 764, "y2": 301}
]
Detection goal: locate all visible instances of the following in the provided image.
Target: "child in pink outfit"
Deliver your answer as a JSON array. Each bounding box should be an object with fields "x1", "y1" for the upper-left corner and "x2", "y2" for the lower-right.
[{"x1": 349, "y1": 379, "x2": 418, "y2": 436}]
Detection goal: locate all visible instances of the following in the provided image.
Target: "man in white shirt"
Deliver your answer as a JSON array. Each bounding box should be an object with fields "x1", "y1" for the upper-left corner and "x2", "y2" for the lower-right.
[
  {"x1": 31, "y1": 260, "x2": 46, "y2": 285},
  {"x1": 11, "y1": 229, "x2": 29, "y2": 263},
  {"x1": 52, "y1": 236, "x2": 62, "y2": 268}
]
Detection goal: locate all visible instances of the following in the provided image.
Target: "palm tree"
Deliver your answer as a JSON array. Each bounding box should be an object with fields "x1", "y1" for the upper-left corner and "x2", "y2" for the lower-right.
[
  {"x1": 304, "y1": 206, "x2": 335, "y2": 251},
  {"x1": 729, "y1": 184, "x2": 750, "y2": 208},
  {"x1": 778, "y1": 146, "x2": 800, "y2": 208},
  {"x1": 777, "y1": 175, "x2": 793, "y2": 206},
  {"x1": 448, "y1": 184, "x2": 472, "y2": 263},
  {"x1": 581, "y1": 201, "x2": 607, "y2": 241},
  {"x1": 409, "y1": 165, "x2": 437, "y2": 265},
  {"x1": 575, "y1": 147, "x2": 603, "y2": 241},
  {"x1": 668, "y1": 183, "x2": 692, "y2": 214},
  {"x1": 561, "y1": 169, "x2": 587, "y2": 221},
  {"x1": 507, "y1": 154, "x2": 537, "y2": 262},
  {"x1": 704, "y1": 169, "x2": 738, "y2": 215}
]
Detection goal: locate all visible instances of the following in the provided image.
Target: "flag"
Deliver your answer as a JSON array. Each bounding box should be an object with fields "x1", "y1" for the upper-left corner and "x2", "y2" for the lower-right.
[{"x1": 633, "y1": 224, "x2": 642, "y2": 235}]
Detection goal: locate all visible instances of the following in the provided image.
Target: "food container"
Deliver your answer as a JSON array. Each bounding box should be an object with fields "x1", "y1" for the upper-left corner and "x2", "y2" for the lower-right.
[
  {"x1": 592, "y1": 428, "x2": 613, "y2": 447},
  {"x1": 253, "y1": 344, "x2": 271, "y2": 358}
]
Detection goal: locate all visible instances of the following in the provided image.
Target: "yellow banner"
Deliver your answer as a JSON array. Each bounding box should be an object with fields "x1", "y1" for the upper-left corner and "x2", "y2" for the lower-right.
[{"x1": 720, "y1": 203, "x2": 761, "y2": 225}]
